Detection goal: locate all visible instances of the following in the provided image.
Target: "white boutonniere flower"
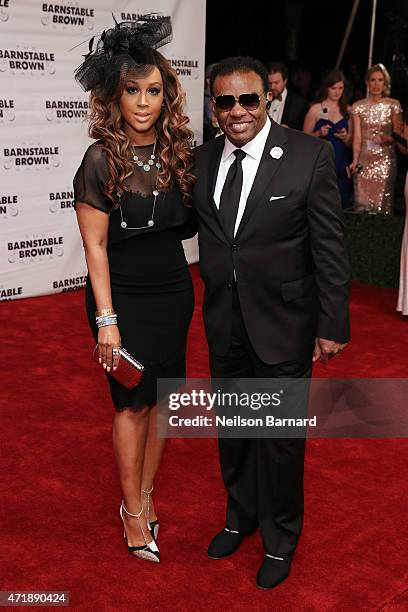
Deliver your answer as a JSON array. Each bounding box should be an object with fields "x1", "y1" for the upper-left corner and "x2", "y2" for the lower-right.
[{"x1": 270, "y1": 146, "x2": 284, "y2": 159}]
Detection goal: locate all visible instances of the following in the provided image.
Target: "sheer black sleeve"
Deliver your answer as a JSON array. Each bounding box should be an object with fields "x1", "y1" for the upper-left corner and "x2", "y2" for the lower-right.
[
  {"x1": 73, "y1": 142, "x2": 112, "y2": 214},
  {"x1": 180, "y1": 206, "x2": 198, "y2": 240}
]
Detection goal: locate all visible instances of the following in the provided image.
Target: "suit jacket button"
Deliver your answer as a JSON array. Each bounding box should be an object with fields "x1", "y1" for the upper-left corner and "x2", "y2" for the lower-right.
[
  {"x1": 227, "y1": 282, "x2": 232, "y2": 289},
  {"x1": 231, "y1": 244, "x2": 238, "y2": 252}
]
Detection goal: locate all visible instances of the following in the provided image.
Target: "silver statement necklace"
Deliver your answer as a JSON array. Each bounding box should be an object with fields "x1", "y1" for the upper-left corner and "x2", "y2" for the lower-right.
[
  {"x1": 132, "y1": 140, "x2": 161, "y2": 172},
  {"x1": 119, "y1": 141, "x2": 160, "y2": 230}
]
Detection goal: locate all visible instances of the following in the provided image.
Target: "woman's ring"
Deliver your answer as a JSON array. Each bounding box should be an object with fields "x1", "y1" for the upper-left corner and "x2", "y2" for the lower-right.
[{"x1": 112, "y1": 348, "x2": 120, "y2": 355}]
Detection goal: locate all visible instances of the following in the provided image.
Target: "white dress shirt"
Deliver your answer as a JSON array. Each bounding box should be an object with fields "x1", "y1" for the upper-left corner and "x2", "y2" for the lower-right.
[
  {"x1": 213, "y1": 118, "x2": 271, "y2": 237},
  {"x1": 268, "y1": 87, "x2": 288, "y2": 125}
]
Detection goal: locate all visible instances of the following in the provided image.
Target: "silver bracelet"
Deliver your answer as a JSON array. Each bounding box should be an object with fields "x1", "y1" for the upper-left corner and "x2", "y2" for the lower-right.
[
  {"x1": 96, "y1": 315, "x2": 117, "y2": 323},
  {"x1": 97, "y1": 320, "x2": 118, "y2": 328},
  {"x1": 96, "y1": 314, "x2": 118, "y2": 328}
]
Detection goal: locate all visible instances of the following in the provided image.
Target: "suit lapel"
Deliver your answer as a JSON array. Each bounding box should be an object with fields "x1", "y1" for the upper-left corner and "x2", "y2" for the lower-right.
[
  {"x1": 235, "y1": 120, "x2": 288, "y2": 239},
  {"x1": 205, "y1": 135, "x2": 229, "y2": 240},
  {"x1": 281, "y1": 92, "x2": 291, "y2": 125},
  {"x1": 207, "y1": 135, "x2": 225, "y2": 203}
]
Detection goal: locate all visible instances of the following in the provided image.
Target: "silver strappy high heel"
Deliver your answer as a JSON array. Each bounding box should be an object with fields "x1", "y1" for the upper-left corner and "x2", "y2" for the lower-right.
[
  {"x1": 119, "y1": 500, "x2": 160, "y2": 563},
  {"x1": 142, "y1": 486, "x2": 159, "y2": 539}
]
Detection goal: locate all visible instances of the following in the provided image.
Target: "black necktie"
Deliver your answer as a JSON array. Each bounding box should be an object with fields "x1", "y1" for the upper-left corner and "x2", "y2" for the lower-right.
[{"x1": 219, "y1": 149, "x2": 246, "y2": 239}]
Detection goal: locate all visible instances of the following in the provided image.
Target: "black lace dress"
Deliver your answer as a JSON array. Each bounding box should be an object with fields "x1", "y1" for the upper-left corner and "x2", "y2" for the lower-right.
[{"x1": 73, "y1": 141, "x2": 195, "y2": 411}]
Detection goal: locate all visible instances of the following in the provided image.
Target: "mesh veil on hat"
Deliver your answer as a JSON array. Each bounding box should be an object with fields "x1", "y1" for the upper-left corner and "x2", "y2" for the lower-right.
[{"x1": 74, "y1": 15, "x2": 173, "y2": 92}]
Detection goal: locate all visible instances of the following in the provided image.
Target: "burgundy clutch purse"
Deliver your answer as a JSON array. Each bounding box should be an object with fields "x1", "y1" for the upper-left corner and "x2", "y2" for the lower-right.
[{"x1": 93, "y1": 345, "x2": 144, "y2": 389}]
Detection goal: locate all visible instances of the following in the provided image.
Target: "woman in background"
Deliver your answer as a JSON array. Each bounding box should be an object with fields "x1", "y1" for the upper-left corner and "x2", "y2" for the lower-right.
[
  {"x1": 73, "y1": 19, "x2": 195, "y2": 563},
  {"x1": 303, "y1": 69, "x2": 352, "y2": 208},
  {"x1": 351, "y1": 64, "x2": 402, "y2": 215}
]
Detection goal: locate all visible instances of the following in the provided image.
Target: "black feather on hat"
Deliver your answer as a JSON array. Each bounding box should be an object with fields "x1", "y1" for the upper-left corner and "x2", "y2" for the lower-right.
[{"x1": 74, "y1": 15, "x2": 173, "y2": 93}]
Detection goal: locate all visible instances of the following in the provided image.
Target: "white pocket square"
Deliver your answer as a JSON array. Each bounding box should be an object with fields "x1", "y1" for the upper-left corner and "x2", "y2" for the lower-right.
[{"x1": 269, "y1": 195, "x2": 286, "y2": 201}]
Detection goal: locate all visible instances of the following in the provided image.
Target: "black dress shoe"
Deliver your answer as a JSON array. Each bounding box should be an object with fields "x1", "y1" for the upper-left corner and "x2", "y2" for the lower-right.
[
  {"x1": 256, "y1": 554, "x2": 291, "y2": 589},
  {"x1": 207, "y1": 527, "x2": 246, "y2": 559}
]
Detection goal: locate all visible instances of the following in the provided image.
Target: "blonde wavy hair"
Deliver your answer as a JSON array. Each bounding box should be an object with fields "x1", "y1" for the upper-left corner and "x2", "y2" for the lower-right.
[
  {"x1": 366, "y1": 63, "x2": 391, "y2": 97},
  {"x1": 87, "y1": 51, "x2": 195, "y2": 205}
]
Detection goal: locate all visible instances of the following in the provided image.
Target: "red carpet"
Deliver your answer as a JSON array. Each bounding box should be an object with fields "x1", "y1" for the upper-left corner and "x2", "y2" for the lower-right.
[{"x1": 1, "y1": 265, "x2": 408, "y2": 611}]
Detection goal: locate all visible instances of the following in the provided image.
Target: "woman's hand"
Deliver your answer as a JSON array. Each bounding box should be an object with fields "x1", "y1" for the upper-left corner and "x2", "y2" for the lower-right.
[
  {"x1": 371, "y1": 134, "x2": 393, "y2": 145},
  {"x1": 318, "y1": 123, "x2": 331, "y2": 137},
  {"x1": 348, "y1": 162, "x2": 360, "y2": 175},
  {"x1": 98, "y1": 325, "x2": 121, "y2": 372}
]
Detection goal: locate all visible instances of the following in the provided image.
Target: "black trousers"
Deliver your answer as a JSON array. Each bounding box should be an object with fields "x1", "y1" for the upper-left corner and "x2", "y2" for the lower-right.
[{"x1": 209, "y1": 286, "x2": 312, "y2": 559}]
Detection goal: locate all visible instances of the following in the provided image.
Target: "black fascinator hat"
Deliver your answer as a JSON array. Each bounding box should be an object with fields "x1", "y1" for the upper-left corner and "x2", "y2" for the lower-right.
[{"x1": 74, "y1": 15, "x2": 173, "y2": 94}]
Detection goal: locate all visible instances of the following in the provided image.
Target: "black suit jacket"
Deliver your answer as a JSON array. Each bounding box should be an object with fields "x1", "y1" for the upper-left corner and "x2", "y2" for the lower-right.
[
  {"x1": 193, "y1": 119, "x2": 350, "y2": 364},
  {"x1": 281, "y1": 91, "x2": 309, "y2": 130}
]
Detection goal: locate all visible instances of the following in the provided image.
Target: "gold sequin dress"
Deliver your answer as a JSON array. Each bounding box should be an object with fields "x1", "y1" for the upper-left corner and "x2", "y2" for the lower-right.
[{"x1": 351, "y1": 97, "x2": 402, "y2": 214}]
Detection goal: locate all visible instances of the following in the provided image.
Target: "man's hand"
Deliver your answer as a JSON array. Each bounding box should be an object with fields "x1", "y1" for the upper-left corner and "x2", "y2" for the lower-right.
[{"x1": 313, "y1": 337, "x2": 347, "y2": 363}]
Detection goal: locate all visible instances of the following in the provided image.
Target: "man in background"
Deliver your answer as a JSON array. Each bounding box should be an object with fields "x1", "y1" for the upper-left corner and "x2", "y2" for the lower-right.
[
  {"x1": 204, "y1": 62, "x2": 222, "y2": 141},
  {"x1": 267, "y1": 61, "x2": 309, "y2": 130}
]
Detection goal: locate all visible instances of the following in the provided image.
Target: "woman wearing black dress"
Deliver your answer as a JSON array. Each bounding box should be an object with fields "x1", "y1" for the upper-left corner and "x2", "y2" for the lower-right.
[{"x1": 73, "y1": 19, "x2": 195, "y2": 563}]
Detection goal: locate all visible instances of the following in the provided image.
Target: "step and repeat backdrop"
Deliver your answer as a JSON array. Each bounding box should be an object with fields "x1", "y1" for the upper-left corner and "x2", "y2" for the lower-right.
[{"x1": 0, "y1": 0, "x2": 205, "y2": 301}]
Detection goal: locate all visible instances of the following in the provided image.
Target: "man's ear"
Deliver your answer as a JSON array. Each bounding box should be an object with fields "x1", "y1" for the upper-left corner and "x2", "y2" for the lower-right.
[
  {"x1": 211, "y1": 97, "x2": 216, "y2": 115},
  {"x1": 266, "y1": 91, "x2": 273, "y2": 110}
]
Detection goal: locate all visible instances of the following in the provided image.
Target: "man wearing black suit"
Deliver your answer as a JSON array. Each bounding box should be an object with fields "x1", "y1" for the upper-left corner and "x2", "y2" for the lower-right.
[
  {"x1": 267, "y1": 61, "x2": 309, "y2": 130},
  {"x1": 193, "y1": 56, "x2": 350, "y2": 589}
]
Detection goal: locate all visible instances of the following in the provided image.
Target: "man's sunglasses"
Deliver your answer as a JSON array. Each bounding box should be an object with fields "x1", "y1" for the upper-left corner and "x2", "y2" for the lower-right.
[{"x1": 212, "y1": 92, "x2": 262, "y2": 112}]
